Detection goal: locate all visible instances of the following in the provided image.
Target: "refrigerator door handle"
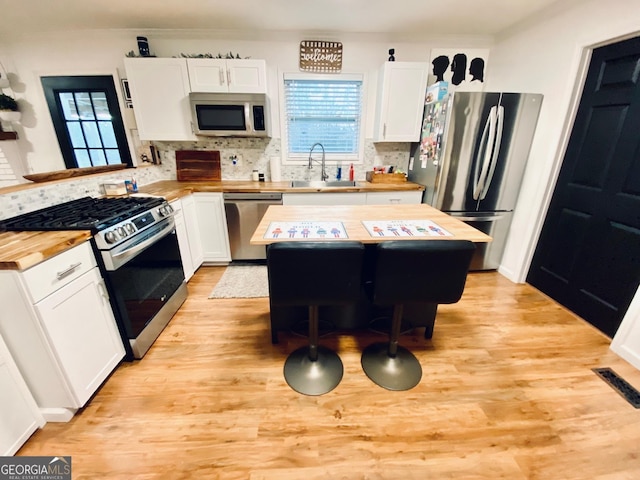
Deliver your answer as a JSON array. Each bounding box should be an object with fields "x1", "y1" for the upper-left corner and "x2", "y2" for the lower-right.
[
  {"x1": 479, "y1": 105, "x2": 505, "y2": 200},
  {"x1": 450, "y1": 214, "x2": 509, "y2": 222},
  {"x1": 473, "y1": 106, "x2": 497, "y2": 200}
]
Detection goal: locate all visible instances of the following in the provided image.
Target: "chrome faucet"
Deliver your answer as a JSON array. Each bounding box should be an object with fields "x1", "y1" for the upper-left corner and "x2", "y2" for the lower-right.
[{"x1": 308, "y1": 143, "x2": 328, "y2": 181}]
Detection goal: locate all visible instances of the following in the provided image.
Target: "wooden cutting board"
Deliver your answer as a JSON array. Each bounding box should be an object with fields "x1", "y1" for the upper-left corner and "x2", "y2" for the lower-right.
[{"x1": 176, "y1": 150, "x2": 221, "y2": 181}]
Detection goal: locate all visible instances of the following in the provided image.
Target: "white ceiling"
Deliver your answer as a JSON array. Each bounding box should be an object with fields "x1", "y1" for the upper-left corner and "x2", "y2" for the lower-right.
[{"x1": 0, "y1": 0, "x2": 566, "y2": 41}]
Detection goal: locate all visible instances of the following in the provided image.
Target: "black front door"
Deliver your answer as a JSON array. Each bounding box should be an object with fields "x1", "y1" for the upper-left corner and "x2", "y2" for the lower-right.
[{"x1": 527, "y1": 36, "x2": 640, "y2": 338}]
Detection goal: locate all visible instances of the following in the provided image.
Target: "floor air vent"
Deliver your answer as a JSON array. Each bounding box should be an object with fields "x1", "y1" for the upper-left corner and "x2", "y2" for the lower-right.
[{"x1": 593, "y1": 368, "x2": 640, "y2": 408}]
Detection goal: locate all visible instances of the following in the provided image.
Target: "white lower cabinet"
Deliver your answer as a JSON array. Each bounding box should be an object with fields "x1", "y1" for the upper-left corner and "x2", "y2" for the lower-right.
[
  {"x1": 0, "y1": 242, "x2": 125, "y2": 422},
  {"x1": 170, "y1": 198, "x2": 195, "y2": 281},
  {"x1": 182, "y1": 194, "x2": 204, "y2": 269},
  {"x1": 282, "y1": 192, "x2": 367, "y2": 205},
  {"x1": 0, "y1": 333, "x2": 45, "y2": 455},
  {"x1": 365, "y1": 191, "x2": 423, "y2": 205},
  {"x1": 193, "y1": 193, "x2": 231, "y2": 263},
  {"x1": 282, "y1": 191, "x2": 421, "y2": 205}
]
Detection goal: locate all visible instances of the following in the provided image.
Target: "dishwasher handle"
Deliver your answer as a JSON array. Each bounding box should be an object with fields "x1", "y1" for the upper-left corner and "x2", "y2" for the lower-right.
[{"x1": 223, "y1": 192, "x2": 283, "y2": 202}]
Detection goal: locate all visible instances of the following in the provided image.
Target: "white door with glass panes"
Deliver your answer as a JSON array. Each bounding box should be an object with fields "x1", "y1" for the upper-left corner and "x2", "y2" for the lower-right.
[{"x1": 41, "y1": 76, "x2": 133, "y2": 169}]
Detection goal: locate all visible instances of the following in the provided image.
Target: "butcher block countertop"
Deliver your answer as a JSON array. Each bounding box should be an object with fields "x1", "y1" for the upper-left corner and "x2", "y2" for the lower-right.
[
  {"x1": 0, "y1": 230, "x2": 92, "y2": 271},
  {"x1": 137, "y1": 180, "x2": 424, "y2": 202},
  {"x1": 0, "y1": 179, "x2": 424, "y2": 270},
  {"x1": 250, "y1": 204, "x2": 492, "y2": 245}
]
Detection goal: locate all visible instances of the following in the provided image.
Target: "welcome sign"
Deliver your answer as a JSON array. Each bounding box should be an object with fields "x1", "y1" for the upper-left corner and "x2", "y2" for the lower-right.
[{"x1": 299, "y1": 41, "x2": 342, "y2": 73}]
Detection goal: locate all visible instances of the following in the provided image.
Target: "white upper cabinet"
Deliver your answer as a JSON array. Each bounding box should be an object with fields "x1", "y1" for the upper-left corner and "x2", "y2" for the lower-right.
[
  {"x1": 187, "y1": 59, "x2": 267, "y2": 94},
  {"x1": 373, "y1": 62, "x2": 429, "y2": 142},
  {"x1": 124, "y1": 57, "x2": 196, "y2": 141},
  {"x1": 124, "y1": 57, "x2": 268, "y2": 140}
]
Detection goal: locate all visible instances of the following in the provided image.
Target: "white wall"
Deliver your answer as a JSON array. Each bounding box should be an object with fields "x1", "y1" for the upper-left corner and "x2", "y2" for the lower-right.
[
  {"x1": 486, "y1": 0, "x2": 640, "y2": 365},
  {"x1": 0, "y1": 31, "x2": 492, "y2": 176}
]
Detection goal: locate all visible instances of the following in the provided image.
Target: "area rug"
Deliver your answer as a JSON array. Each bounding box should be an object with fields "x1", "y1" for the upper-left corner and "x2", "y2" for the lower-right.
[{"x1": 208, "y1": 265, "x2": 269, "y2": 299}]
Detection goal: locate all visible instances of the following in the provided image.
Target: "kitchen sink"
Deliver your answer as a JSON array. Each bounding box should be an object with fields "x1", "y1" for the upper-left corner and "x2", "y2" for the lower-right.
[{"x1": 290, "y1": 180, "x2": 357, "y2": 188}]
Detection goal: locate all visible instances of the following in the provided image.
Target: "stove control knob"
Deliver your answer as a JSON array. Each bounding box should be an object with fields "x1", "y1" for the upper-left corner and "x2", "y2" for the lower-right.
[
  {"x1": 166, "y1": 204, "x2": 174, "y2": 214},
  {"x1": 105, "y1": 231, "x2": 118, "y2": 244},
  {"x1": 125, "y1": 223, "x2": 136, "y2": 234},
  {"x1": 158, "y1": 206, "x2": 170, "y2": 217},
  {"x1": 117, "y1": 226, "x2": 127, "y2": 237}
]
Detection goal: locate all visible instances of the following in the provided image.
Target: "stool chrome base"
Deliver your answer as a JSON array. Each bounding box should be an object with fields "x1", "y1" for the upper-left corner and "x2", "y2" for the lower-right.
[
  {"x1": 284, "y1": 345, "x2": 344, "y2": 396},
  {"x1": 361, "y1": 342, "x2": 422, "y2": 391}
]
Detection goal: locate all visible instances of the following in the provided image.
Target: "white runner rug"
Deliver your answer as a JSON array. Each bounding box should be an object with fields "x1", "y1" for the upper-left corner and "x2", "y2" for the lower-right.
[{"x1": 208, "y1": 265, "x2": 269, "y2": 299}]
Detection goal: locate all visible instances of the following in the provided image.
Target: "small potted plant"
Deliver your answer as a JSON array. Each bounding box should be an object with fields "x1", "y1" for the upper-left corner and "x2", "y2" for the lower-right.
[{"x1": 0, "y1": 92, "x2": 20, "y2": 122}]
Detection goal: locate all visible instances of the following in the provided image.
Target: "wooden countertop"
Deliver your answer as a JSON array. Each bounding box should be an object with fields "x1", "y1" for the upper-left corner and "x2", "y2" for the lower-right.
[
  {"x1": 0, "y1": 180, "x2": 425, "y2": 270},
  {"x1": 250, "y1": 204, "x2": 492, "y2": 245},
  {"x1": 138, "y1": 180, "x2": 424, "y2": 202},
  {"x1": 0, "y1": 230, "x2": 92, "y2": 271}
]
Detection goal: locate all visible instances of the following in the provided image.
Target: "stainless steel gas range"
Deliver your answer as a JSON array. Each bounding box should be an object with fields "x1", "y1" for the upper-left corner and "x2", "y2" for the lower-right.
[{"x1": 0, "y1": 196, "x2": 188, "y2": 360}]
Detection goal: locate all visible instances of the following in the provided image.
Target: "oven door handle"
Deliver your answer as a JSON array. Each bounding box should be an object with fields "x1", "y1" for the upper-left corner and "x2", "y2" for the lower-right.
[{"x1": 110, "y1": 217, "x2": 175, "y2": 265}]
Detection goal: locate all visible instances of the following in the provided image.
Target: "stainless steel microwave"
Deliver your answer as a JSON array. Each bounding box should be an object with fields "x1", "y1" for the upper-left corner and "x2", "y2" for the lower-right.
[{"x1": 189, "y1": 92, "x2": 269, "y2": 137}]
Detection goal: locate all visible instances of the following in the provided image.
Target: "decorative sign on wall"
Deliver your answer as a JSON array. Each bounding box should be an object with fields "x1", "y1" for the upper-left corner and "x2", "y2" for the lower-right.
[
  {"x1": 428, "y1": 48, "x2": 490, "y2": 92},
  {"x1": 299, "y1": 41, "x2": 343, "y2": 73}
]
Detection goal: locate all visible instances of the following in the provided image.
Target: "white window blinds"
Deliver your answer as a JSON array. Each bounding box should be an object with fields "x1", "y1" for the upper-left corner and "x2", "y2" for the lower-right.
[{"x1": 284, "y1": 77, "x2": 363, "y2": 156}]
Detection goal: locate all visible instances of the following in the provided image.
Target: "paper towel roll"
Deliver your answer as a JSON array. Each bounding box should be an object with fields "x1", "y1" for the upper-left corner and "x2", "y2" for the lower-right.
[{"x1": 270, "y1": 156, "x2": 282, "y2": 182}]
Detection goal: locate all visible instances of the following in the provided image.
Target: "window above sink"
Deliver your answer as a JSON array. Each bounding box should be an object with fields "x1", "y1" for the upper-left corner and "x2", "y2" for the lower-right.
[{"x1": 280, "y1": 72, "x2": 365, "y2": 165}]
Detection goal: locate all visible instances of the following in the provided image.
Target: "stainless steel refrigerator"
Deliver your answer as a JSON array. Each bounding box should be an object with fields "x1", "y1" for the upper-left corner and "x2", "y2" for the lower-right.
[{"x1": 408, "y1": 91, "x2": 543, "y2": 270}]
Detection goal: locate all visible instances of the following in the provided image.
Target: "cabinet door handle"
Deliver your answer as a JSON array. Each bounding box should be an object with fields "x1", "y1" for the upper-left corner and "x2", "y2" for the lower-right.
[
  {"x1": 227, "y1": 69, "x2": 231, "y2": 86},
  {"x1": 97, "y1": 280, "x2": 110, "y2": 302},
  {"x1": 56, "y1": 262, "x2": 82, "y2": 280},
  {"x1": 388, "y1": 198, "x2": 401, "y2": 204},
  {"x1": 219, "y1": 70, "x2": 225, "y2": 85},
  {"x1": 383, "y1": 123, "x2": 386, "y2": 138}
]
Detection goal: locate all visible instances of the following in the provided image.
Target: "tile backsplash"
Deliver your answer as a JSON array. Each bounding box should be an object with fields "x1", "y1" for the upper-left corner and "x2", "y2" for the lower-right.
[
  {"x1": 0, "y1": 137, "x2": 412, "y2": 220},
  {"x1": 0, "y1": 163, "x2": 171, "y2": 220},
  {"x1": 153, "y1": 137, "x2": 412, "y2": 183}
]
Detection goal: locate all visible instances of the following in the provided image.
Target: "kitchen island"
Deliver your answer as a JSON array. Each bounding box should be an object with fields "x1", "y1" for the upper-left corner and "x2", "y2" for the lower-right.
[
  {"x1": 250, "y1": 203, "x2": 492, "y2": 245},
  {"x1": 250, "y1": 204, "x2": 491, "y2": 343}
]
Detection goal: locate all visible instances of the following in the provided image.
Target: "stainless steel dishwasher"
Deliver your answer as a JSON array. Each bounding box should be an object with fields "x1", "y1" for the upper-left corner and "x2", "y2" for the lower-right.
[{"x1": 223, "y1": 192, "x2": 283, "y2": 260}]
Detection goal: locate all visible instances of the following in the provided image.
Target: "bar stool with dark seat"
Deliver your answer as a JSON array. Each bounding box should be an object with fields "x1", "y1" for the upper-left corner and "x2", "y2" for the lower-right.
[
  {"x1": 267, "y1": 241, "x2": 365, "y2": 396},
  {"x1": 361, "y1": 240, "x2": 476, "y2": 391}
]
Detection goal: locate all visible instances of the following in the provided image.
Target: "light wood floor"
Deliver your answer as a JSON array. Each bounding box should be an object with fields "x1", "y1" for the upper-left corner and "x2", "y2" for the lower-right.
[{"x1": 18, "y1": 267, "x2": 640, "y2": 479}]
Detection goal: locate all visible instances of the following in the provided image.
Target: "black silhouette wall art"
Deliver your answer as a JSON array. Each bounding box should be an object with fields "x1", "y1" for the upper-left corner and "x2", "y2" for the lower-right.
[
  {"x1": 451, "y1": 53, "x2": 468, "y2": 86},
  {"x1": 431, "y1": 55, "x2": 450, "y2": 82},
  {"x1": 469, "y1": 57, "x2": 485, "y2": 82},
  {"x1": 428, "y1": 49, "x2": 489, "y2": 92}
]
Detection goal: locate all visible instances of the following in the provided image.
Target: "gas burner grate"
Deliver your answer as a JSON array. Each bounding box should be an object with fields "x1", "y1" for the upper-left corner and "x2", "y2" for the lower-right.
[
  {"x1": 0, "y1": 196, "x2": 166, "y2": 232},
  {"x1": 593, "y1": 367, "x2": 640, "y2": 408}
]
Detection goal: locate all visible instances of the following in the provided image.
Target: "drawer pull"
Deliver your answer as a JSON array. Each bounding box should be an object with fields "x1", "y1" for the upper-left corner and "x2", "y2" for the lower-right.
[{"x1": 56, "y1": 262, "x2": 82, "y2": 280}]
